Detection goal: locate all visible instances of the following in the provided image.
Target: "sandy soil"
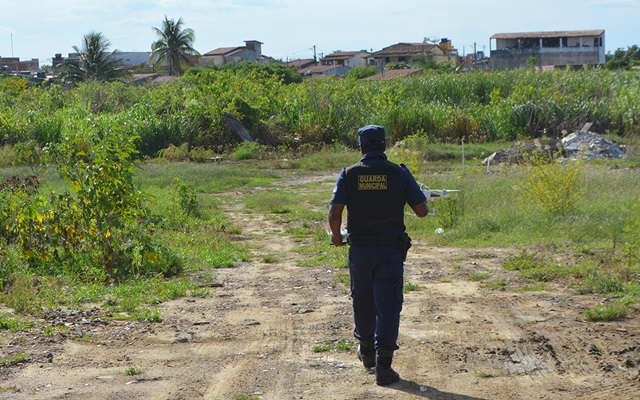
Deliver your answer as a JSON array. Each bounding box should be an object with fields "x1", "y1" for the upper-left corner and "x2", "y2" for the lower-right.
[{"x1": 1, "y1": 170, "x2": 639, "y2": 400}]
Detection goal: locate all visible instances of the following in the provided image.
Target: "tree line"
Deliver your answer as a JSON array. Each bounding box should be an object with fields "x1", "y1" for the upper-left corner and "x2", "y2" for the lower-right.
[{"x1": 604, "y1": 45, "x2": 640, "y2": 70}]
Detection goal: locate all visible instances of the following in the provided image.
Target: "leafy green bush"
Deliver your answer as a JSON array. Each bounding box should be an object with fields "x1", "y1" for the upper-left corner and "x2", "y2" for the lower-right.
[
  {"x1": 3, "y1": 127, "x2": 182, "y2": 282},
  {"x1": 230, "y1": 142, "x2": 262, "y2": 160},
  {"x1": 4, "y1": 67, "x2": 640, "y2": 154},
  {"x1": 347, "y1": 66, "x2": 379, "y2": 79},
  {"x1": 176, "y1": 179, "x2": 199, "y2": 217},
  {"x1": 157, "y1": 144, "x2": 189, "y2": 161},
  {"x1": 0, "y1": 145, "x2": 16, "y2": 167}
]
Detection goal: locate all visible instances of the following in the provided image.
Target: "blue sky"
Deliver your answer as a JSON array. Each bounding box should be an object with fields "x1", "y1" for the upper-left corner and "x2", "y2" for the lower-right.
[{"x1": 1, "y1": 0, "x2": 638, "y2": 65}]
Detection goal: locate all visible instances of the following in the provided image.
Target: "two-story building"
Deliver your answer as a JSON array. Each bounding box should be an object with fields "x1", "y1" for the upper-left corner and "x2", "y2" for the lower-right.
[
  {"x1": 199, "y1": 40, "x2": 264, "y2": 66},
  {"x1": 0, "y1": 57, "x2": 40, "y2": 72},
  {"x1": 490, "y1": 29, "x2": 605, "y2": 69},
  {"x1": 112, "y1": 52, "x2": 153, "y2": 67}
]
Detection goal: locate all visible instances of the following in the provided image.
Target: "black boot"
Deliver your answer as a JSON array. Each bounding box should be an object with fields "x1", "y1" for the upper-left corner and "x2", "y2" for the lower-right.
[
  {"x1": 357, "y1": 340, "x2": 375, "y2": 369},
  {"x1": 375, "y1": 349, "x2": 400, "y2": 386}
]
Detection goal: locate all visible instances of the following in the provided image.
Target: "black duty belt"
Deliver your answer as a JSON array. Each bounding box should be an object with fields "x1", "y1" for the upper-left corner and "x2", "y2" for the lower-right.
[
  {"x1": 347, "y1": 232, "x2": 412, "y2": 261},
  {"x1": 347, "y1": 234, "x2": 401, "y2": 247}
]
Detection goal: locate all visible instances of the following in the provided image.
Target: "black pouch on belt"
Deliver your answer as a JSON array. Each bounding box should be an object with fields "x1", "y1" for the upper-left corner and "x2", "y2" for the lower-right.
[{"x1": 398, "y1": 232, "x2": 412, "y2": 262}]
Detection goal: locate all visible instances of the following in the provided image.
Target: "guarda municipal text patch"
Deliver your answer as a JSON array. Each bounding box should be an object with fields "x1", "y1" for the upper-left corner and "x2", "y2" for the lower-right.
[{"x1": 358, "y1": 175, "x2": 387, "y2": 190}]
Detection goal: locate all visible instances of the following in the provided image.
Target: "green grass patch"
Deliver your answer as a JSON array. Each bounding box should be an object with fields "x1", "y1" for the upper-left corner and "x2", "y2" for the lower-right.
[
  {"x1": 312, "y1": 339, "x2": 352, "y2": 353},
  {"x1": 517, "y1": 282, "x2": 549, "y2": 292},
  {"x1": 261, "y1": 254, "x2": 281, "y2": 264},
  {"x1": 469, "y1": 273, "x2": 491, "y2": 282},
  {"x1": 403, "y1": 281, "x2": 421, "y2": 293},
  {"x1": 230, "y1": 142, "x2": 262, "y2": 161},
  {"x1": 584, "y1": 299, "x2": 631, "y2": 321},
  {"x1": 577, "y1": 272, "x2": 626, "y2": 295},
  {"x1": 0, "y1": 352, "x2": 28, "y2": 367},
  {"x1": 0, "y1": 315, "x2": 32, "y2": 332},
  {"x1": 481, "y1": 280, "x2": 508, "y2": 291},
  {"x1": 502, "y1": 249, "x2": 549, "y2": 271},
  {"x1": 134, "y1": 308, "x2": 162, "y2": 323},
  {"x1": 296, "y1": 145, "x2": 361, "y2": 171},
  {"x1": 0, "y1": 385, "x2": 21, "y2": 394},
  {"x1": 42, "y1": 324, "x2": 69, "y2": 336},
  {"x1": 103, "y1": 313, "x2": 134, "y2": 322},
  {"x1": 295, "y1": 243, "x2": 348, "y2": 269},
  {"x1": 160, "y1": 228, "x2": 250, "y2": 270},
  {"x1": 335, "y1": 271, "x2": 350, "y2": 289},
  {"x1": 474, "y1": 370, "x2": 497, "y2": 378},
  {"x1": 104, "y1": 276, "x2": 195, "y2": 313},
  {"x1": 232, "y1": 395, "x2": 260, "y2": 400},
  {"x1": 135, "y1": 162, "x2": 280, "y2": 194},
  {"x1": 125, "y1": 366, "x2": 144, "y2": 376}
]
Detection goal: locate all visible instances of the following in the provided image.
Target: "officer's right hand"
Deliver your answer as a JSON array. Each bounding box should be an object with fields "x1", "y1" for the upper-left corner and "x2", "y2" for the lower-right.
[{"x1": 331, "y1": 234, "x2": 345, "y2": 246}]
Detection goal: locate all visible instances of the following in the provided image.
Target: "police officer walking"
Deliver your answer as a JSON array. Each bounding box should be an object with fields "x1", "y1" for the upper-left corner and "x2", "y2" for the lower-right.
[{"x1": 328, "y1": 125, "x2": 428, "y2": 385}]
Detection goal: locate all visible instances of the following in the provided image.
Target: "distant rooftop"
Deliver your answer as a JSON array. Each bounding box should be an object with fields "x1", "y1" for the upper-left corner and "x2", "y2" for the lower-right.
[{"x1": 491, "y1": 30, "x2": 605, "y2": 40}]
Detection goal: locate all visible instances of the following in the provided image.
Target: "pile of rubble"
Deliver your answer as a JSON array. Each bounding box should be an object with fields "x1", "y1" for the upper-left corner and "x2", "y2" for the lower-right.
[
  {"x1": 561, "y1": 131, "x2": 632, "y2": 160},
  {"x1": 483, "y1": 126, "x2": 635, "y2": 165}
]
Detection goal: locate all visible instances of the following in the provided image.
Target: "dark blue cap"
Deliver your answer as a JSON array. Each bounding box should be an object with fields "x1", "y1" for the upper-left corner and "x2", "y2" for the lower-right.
[{"x1": 358, "y1": 125, "x2": 386, "y2": 146}]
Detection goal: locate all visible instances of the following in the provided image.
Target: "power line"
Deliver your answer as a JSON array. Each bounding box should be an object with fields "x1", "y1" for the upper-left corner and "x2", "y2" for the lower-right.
[{"x1": 275, "y1": 46, "x2": 317, "y2": 62}]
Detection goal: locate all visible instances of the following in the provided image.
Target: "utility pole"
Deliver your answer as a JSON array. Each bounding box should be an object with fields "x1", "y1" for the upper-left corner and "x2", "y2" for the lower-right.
[{"x1": 313, "y1": 45, "x2": 317, "y2": 63}]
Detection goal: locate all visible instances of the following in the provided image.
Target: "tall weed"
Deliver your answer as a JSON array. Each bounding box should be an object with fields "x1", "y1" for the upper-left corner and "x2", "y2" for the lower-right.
[{"x1": 522, "y1": 157, "x2": 584, "y2": 214}]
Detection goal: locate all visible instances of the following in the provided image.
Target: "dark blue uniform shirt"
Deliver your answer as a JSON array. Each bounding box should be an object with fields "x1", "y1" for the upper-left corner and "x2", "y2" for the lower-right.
[{"x1": 330, "y1": 151, "x2": 426, "y2": 209}]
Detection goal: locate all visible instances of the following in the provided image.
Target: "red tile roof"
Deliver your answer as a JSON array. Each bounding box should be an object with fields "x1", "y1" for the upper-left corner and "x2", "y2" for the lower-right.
[
  {"x1": 203, "y1": 47, "x2": 244, "y2": 56},
  {"x1": 285, "y1": 59, "x2": 317, "y2": 69},
  {"x1": 372, "y1": 43, "x2": 436, "y2": 57}
]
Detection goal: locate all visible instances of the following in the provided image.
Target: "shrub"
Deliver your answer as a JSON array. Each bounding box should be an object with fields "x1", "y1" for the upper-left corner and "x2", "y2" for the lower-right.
[
  {"x1": 0, "y1": 145, "x2": 16, "y2": 167},
  {"x1": 523, "y1": 157, "x2": 584, "y2": 214},
  {"x1": 157, "y1": 144, "x2": 189, "y2": 161},
  {"x1": 176, "y1": 179, "x2": 199, "y2": 217},
  {"x1": 347, "y1": 66, "x2": 379, "y2": 80},
  {"x1": 5, "y1": 128, "x2": 182, "y2": 282},
  {"x1": 230, "y1": 142, "x2": 261, "y2": 161}
]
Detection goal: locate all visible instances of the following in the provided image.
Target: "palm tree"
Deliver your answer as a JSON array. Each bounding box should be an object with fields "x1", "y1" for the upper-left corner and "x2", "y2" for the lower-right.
[
  {"x1": 59, "y1": 32, "x2": 127, "y2": 83},
  {"x1": 151, "y1": 16, "x2": 200, "y2": 76}
]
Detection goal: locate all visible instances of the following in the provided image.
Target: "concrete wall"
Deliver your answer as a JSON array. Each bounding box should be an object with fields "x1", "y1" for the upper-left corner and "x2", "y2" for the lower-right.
[
  {"x1": 345, "y1": 53, "x2": 369, "y2": 68},
  {"x1": 114, "y1": 52, "x2": 152, "y2": 66},
  {"x1": 0, "y1": 57, "x2": 39, "y2": 72},
  {"x1": 490, "y1": 48, "x2": 603, "y2": 69}
]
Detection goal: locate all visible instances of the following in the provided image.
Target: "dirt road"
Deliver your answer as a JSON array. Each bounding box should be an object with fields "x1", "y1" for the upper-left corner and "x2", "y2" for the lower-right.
[{"x1": 1, "y1": 171, "x2": 639, "y2": 399}]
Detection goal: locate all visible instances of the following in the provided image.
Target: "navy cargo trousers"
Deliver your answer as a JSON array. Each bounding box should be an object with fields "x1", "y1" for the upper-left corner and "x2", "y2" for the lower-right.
[{"x1": 348, "y1": 246, "x2": 404, "y2": 351}]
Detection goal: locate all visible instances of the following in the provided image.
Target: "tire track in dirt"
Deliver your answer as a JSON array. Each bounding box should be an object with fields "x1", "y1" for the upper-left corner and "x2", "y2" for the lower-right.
[{"x1": 200, "y1": 193, "x2": 359, "y2": 399}]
